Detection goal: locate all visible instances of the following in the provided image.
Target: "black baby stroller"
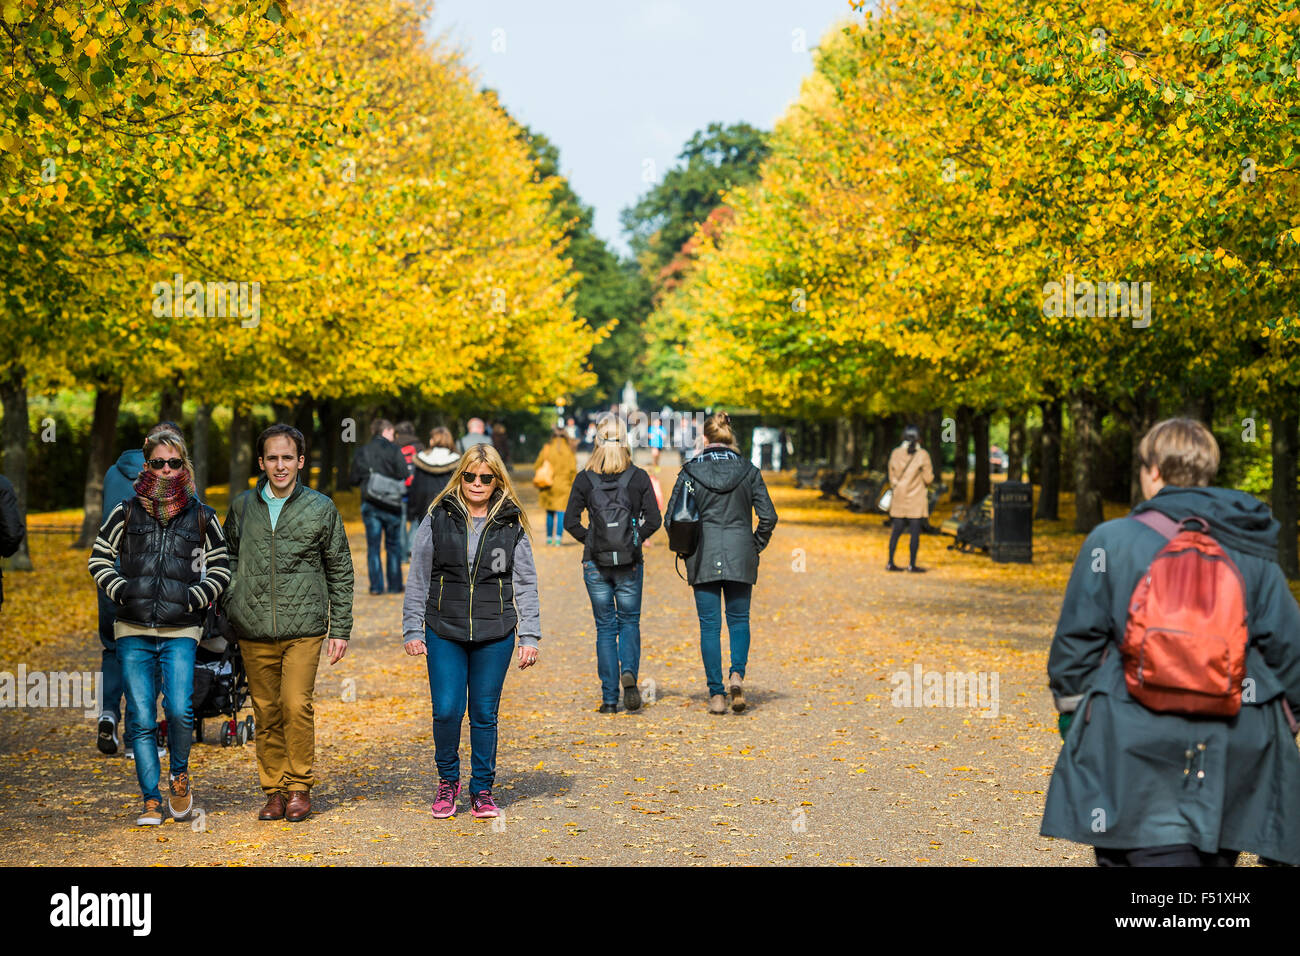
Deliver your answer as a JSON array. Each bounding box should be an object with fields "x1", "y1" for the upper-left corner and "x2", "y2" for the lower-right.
[{"x1": 192, "y1": 631, "x2": 255, "y2": 746}]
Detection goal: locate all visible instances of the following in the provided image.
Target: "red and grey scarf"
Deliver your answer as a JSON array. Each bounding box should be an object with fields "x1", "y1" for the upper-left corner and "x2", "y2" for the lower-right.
[{"x1": 133, "y1": 470, "x2": 193, "y2": 523}]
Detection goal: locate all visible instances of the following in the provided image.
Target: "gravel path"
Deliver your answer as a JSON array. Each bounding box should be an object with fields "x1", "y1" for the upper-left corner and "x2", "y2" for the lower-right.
[{"x1": 0, "y1": 466, "x2": 1092, "y2": 866}]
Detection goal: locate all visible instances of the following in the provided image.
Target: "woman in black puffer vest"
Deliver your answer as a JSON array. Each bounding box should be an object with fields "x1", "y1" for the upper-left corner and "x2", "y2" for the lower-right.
[
  {"x1": 88, "y1": 427, "x2": 229, "y2": 827},
  {"x1": 402, "y1": 443, "x2": 541, "y2": 821}
]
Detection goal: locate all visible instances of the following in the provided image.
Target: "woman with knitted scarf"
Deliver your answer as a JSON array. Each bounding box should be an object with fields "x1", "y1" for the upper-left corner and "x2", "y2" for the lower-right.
[{"x1": 89, "y1": 427, "x2": 230, "y2": 827}]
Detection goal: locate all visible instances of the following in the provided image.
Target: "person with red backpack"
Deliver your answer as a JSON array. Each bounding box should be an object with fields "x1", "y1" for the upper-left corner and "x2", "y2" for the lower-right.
[{"x1": 1041, "y1": 418, "x2": 1300, "y2": 866}]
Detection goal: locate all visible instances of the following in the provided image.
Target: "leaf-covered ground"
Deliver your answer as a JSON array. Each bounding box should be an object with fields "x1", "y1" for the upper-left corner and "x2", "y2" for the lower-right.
[{"x1": 0, "y1": 466, "x2": 1272, "y2": 866}]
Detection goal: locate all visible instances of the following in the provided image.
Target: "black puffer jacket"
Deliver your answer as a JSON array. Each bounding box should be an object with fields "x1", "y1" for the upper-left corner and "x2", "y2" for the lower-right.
[
  {"x1": 665, "y1": 445, "x2": 778, "y2": 586},
  {"x1": 116, "y1": 498, "x2": 213, "y2": 629}
]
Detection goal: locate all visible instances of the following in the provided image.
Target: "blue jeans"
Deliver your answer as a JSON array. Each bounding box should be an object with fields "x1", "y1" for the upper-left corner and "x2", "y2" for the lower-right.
[
  {"x1": 546, "y1": 510, "x2": 563, "y2": 539},
  {"x1": 583, "y1": 560, "x2": 643, "y2": 705},
  {"x1": 97, "y1": 591, "x2": 124, "y2": 725},
  {"x1": 118, "y1": 635, "x2": 196, "y2": 802},
  {"x1": 693, "y1": 581, "x2": 753, "y2": 697},
  {"x1": 425, "y1": 626, "x2": 515, "y2": 793},
  {"x1": 361, "y1": 501, "x2": 403, "y2": 593}
]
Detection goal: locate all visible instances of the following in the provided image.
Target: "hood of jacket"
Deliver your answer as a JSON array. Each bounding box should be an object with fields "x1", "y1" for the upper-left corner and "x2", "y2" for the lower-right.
[
  {"x1": 115, "y1": 449, "x2": 145, "y2": 481},
  {"x1": 416, "y1": 446, "x2": 460, "y2": 474},
  {"x1": 1134, "y1": 485, "x2": 1279, "y2": 562},
  {"x1": 683, "y1": 446, "x2": 751, "y2": 494}
]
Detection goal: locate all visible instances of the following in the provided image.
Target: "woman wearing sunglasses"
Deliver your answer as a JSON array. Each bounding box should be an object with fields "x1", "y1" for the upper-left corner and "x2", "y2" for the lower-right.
[
  {"x1": 402, "y1": 443, "x2": 540, "y2": 819},
  {"x1": 88, "y1": 427, "x2": 230, "y2": 826}
]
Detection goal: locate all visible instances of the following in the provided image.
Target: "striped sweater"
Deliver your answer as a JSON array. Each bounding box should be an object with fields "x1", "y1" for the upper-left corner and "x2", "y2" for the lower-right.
[{"x1": 88, "y1": 500, "x2": 231, "y2": 613}]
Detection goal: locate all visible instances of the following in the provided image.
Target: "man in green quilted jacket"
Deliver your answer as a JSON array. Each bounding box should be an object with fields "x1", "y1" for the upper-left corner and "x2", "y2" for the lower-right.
[{"x1": 223, "y1": 424, "x2": 354, "y2": 822}]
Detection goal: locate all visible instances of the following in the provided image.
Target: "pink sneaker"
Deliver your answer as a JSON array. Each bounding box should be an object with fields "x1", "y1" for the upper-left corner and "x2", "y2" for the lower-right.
[
  {"x1": 470, "y1": 790, "x2": 500, "y2": 818},
  {"x1": 431, "y1": 779, "x2": 460, "y2": 819}
]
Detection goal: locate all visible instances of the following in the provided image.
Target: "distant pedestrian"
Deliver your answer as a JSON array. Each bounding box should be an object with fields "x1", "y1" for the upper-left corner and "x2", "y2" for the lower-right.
[
  {"x1": 88, "y1": 426, "x2": 229, "y2": 826},
  {"x1": 648, "y1": 417, "x2": 666, "y2": 470},
  {"x1": 402, "y1": 443, "x2": 540, "y2": 820},
  {"x1": 564, "y1": 415, "x2": 662, "y2": 713},
  {"x1": 349, "y1": 418, "x2": 408, "y2": 595},
  {"x1": 492, "y1": 421, "x2": 511, "y2": 473},
  {"x1": 394, "y1": 421, "x2": 422, "y2": 562},
  {"x1": 534, "y1": 423, "x2": 577, "y2": 546},
  {"x1": 665, "y1": 411, "x2": 778, "y2": 714},
  {"x1": 409, "y1": 427, "x2": 459, "y2": 521},
  {"x1": 886, "y1": 424, "x2": 935, "y2": 573},
  {"x1": 1041, "y1": 418, "x2": 1300, "y2": 866},
  {"x1": 457, "y1": 417, "x2": 492, "y2": 454}
]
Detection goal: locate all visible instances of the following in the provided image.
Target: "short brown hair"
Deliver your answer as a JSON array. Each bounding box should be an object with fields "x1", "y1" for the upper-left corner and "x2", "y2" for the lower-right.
[
  {"x1": 428, "y1": 426, "x2": 454, "y2": 450},
  {"x1": 370, "y1": 418, "x2": 393, "y2": 437},
  {"x1": 703, "y1": 411, "x2": 738, "y2": 451},
  {"x1": 1137, "y1": 418, "x2": 1219, "y2": 487}
]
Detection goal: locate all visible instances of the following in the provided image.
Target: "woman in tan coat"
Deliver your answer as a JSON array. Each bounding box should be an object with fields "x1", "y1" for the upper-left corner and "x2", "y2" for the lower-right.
[
  {"x1": 886, "y1": 424, "x2": 935, "y2": 572},
  {"x1": 534, "y1": 424, "x2": 578, "y2": 545}
]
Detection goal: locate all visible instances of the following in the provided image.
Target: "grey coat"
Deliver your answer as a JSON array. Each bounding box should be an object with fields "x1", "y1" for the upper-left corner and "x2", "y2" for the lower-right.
[
  {"x1": 1040, "y1": 485, "x2": 1300, "y2": 863},
  {"x1": 665, "y1": 446, "x2": 777, "y2": 586}
]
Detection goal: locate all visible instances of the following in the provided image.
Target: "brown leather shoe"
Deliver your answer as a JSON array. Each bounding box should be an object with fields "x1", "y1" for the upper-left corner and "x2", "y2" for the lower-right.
[
  {"x1": 258, "y1": 792, "x2": 286, "y2": 821},
  {"x1": 285, "y1": 790, "x2": 311, "y2": 822}
]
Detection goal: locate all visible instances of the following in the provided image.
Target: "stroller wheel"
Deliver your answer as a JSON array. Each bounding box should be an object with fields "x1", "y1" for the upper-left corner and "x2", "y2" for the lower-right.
[
  {"x1": 195, "y1": 718, "x2": 203, "y2": 744},
  {"x1": 221, "y1": 723, "x2": 234, "y2": 747},
  {"x1": 236, "y1": 722, "x2": 248, "y2": 745},
  {"x1": 243, "y1": 715, "x2": 256, "y2": 740}
]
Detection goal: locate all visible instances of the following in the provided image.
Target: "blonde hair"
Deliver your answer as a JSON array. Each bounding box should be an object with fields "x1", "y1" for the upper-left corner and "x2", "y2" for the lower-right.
[
  {"x1": 143, "y1": 427, "x2": 196, "y2": 493},
  {"x1": 586, "y1": 414, "x2": 632, "y2": 475},
  {"x1": 1137, "y1": 418, "x2": 1219, "y2": 487},
  {"x1": 703, "y1": 411, "x2": 739, "y2": 451},
  {"x1": 429, "y1": 442, "x2": 532, "y2": 536}
]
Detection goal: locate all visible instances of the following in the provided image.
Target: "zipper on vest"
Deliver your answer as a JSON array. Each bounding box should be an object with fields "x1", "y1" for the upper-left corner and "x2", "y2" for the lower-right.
[
  {"x1": 438, "y1": 575, "x2": 444, "y2": 611},
  {"x1": 498, "y1": 578, "x2": 503, "y2": 614},
  {"x1": 467, "y1": 515, "x2": 491, "y2": 642},
  {"x1": 151, "y1": 522, "x2": 171, "y2": 628}
]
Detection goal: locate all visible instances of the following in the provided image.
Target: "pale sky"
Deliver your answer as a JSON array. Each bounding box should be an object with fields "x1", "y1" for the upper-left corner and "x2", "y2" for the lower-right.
[{"x1": 427, "y1": 0, "x2": 859, "y2": 256}]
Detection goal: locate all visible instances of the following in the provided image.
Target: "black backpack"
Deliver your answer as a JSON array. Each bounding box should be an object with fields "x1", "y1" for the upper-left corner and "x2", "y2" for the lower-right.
[{"x1": 588, "y1": 469, "x2": 640, "y2": 568}]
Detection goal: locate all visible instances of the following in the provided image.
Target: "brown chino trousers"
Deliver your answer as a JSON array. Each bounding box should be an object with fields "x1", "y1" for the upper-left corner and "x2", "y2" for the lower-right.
[{"x1": 241, "y1": 635, "x2": 325, "y2": 793}]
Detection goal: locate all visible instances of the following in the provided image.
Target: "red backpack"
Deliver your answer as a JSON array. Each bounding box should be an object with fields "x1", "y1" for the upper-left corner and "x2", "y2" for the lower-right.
[{"x1": 1121, "y1": 511, "x2": 1249, "y2": 716}]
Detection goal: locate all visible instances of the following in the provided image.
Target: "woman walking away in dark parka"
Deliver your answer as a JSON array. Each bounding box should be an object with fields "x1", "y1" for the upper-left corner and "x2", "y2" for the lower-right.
[
  {"x1": 1041, "y1": 418, "x2": 1300, "y2": 866},
  {"x1": 665, "y1": 411, "x2": 778, "y2": 714},
  {"x1": 564, "y1": 415, "x2": 662, "y2": 713}
]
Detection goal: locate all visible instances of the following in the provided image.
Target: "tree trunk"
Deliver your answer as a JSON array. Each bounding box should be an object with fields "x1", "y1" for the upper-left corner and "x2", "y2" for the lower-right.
[
  {"x1": 951, "y1": 405, "x2": 972, "y2": 504},
  {"x1": 1007, "y1": 408, "x2": 1027, "y2": 482},
  {"x1": 319, "y1": 399, "x2": 336, "y2": 494},
  {"x1": 228, "y1": 406, "x2": 252, "y2": 497},
  {"x1": 1129, "y1": 389, "x2": 1160, "y2": 505},
  {"x1": 74, "y1": 386, "x2": 123, "y2": 548},
  {"x1": 0, "y1": 365, "x2": 33, "y2": 570},
  {"x1": 294, "y1": 394, "x2": 316, "y2": 488},
  {"x1": 158, "y1": 379, "x2": 184, "y2": 429},
  {"x1": 832, "y1": 415, "x2": 853, "y2": 472},
  {"x1": 972, "y1": 409, "x2": 991, "y2": 502},
  {"x1": 870, "y1": 417, "x2": 889, "y2": 471},
  {"x1": 1071, "y1": 390, "x2": 1105, "y2": 533},
  {"x1": 1272, "y1": 409, "x2": 1299, "y2": 579},
  {"x1": 927, "y1": 409, "x2": 944, "y2": 478},
  {"x1": 192, "y1": 403, "x2": 213, "y2": 501},
  {"x1": 335, "y1": 405, "x2": 355, "y2": 492},
  {"x1": 1036, "y1": 396, "x2": 1062, "y2": 520}
]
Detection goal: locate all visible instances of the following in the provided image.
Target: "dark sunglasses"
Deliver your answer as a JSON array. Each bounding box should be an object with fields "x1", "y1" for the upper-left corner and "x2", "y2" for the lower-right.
[
  {"x1": 147, "y1": 458, "x2": 185, "y2": 470},
  {"x1": 462, "y1": 471, "x2": 496, "y2": 485}
]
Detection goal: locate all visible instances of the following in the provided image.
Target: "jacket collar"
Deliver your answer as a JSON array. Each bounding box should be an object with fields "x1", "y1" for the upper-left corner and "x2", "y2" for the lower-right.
[
  {"x1": 440, "y1": 489, "x2": 519, "y2": 524},
  {"x1": 254, "y1": 473, "x2": 306, "y2": 505}
]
